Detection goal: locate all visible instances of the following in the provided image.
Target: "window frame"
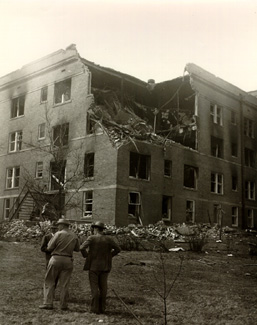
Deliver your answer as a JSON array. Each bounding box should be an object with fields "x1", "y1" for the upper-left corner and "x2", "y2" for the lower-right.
[
  {"x1": 11, "y1": 95, "x2": 25, "y2": 118},
  {"x1": 245, "y1": 148, "x2": 255, "y2": 168},
  {"x1": 245, "y1": 180, "x2": 255, "y2": 200},
  {"x1": 82, "y1": 190, "x2": 93, "y2": 219},
  {"x1": 50, "y1": 160, "x2": 66, "y2": 190},
  {"x1": 6, "y1": 166, "x2": 20, "y2": 189},
  {"x1": 183, "y1": 164, "x2": 198, "y2": 189},
  {"x1": 247, "y1": 209, "x2": 254, "y2": 228},
  {"x1": 244, "y1": 118, "x2": 254, "y2": 138},
  {"x1": 40, "y1": 86, "x2": 48, "y2": 103},
  {"x1": 9, "y1": 130, "x2": 23, "y2": 152},
  {"x1": 38, "y1": 123, "x2": 46, "y2": 140},
  {"x1": 210, "y1": 104, "x2": 223, "y2": 126},
  {"x1": 128, "y1": 191, "x2": 141, "y2": 220},
  {"x1": 35, "y1": 162, "x2": 43, "y2": 179},
  {"x1": 231, "y1": 142, "x2": 238, "y2": 158},
  {"x1": 211, "y1": 172, "x2": 223, "y2": 194},
  {"x1": 3, "y1": 198, "x2": 11, "y2": 219},
  {"x1": 84, "y1": 152, "x2": 95, "y2": 179},
  {"x1": 129, "y1": 152, "x2": 150, "y2": 181},
  {"x1": 231, "y1": 206, "x2": 238, "y2": 227},
  {"x1": 54, "y1": 78, "x2": 72, "y2": 105},
  {"x1": 186, "y1": 200, "x2": 195, "y2": 223},
  {"x1": 164, "y1": 160, "x2": 172, "y2": 177},
  {"x1": 53, "y1": 123, "x2": 69, "y2": 147},
  {"x1": 232, "y1": 175, "x2": 238, "y2": 191},
  {"x1": 231, "y1": 111, "x2": 237, "y2": 125},
  {"x1": 211, "y1": 136, "x2": 224, "y2": 158}
]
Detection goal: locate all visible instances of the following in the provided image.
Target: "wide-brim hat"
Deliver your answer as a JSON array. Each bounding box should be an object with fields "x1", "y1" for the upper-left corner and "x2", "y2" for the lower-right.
[
  {"x1": 56, "y1": 218, "x2": 70, "y2": 226},
  {"x1": 91, "y1": 221, "x2": 105, "y2": 229}
]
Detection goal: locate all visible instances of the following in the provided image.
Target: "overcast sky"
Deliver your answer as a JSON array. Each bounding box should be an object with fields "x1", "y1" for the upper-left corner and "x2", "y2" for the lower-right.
[{"x1": 0, "y1": 0, "x2": 257, "y2": 91}]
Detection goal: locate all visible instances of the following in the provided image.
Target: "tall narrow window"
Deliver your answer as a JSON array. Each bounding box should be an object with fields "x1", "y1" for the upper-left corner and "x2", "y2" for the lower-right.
[
  {"x1": 54, "y1": 78, "x2": 71, "y2": 104},
  {"x1": 53, "y1": 123, "x2": 69, "y2": 147},
  {"x1": 245, "y1": 181, "x2": 255, "y2": 200},
  {"x1": 128, "y1": 192, "x2": 141, "y2": 221},
  {"x1": 41, "y1": 86, "x2": 48, "y2": 102},
  {"x1": 4, "y1": 198, "x2": 11, "y2": 219},
  {"x1": 231, "y1": 111, "x2": 237, "y2": 125},
  {"x1": 184, "y1": 165, "x2": 198, "y2": 189},
  {"x1": 210, "y1": 104, "x2": 222, "y2": 125},
  {"x1": 245, "y1": 148, "x2": 255, "y2": 167},
  {"x1": 38, "y1": 123, "x2": 46, "y2": 140},
  {"x1": 231, "y1": 207, "x2": 238, "y2": 227},
  {"x1": 162, "y1": 196, "x2": 172, "y2": 221},
  {"x1": 244, "y1": 118, "x2": 254, "y2": 138},
  {"x1": 36, "y1": 162, "x2": 43, "y2": 178},
  {"x1": 83, "y1": 191, "x2": 93, "y2": 218},
  {"x1": 247, "y1": 209, "x2": 254, "y2": 228},
  {"x1": 164, "y1": 160, "x2": 172, "y2": 177},
  {"x1": 11, "y1": 95, "x2": 25, "y2": 118},
  {"x1": 186, "y1": 200, "x2": 195, "y2": 223},
  {"x1": 129, "y1": 152, "x2": 150, "y2": 180},
  {"x1": 84, "y1": 153, "x2": 94, "y2": 178},
  {"x1": 9, "y1": 131, "x2": 22, "y2": 152},
  {"x1": 6, "y1": 167, "x2": 20, "y2": 189},
  {"x1": 232, "y1": 175, "x2": 238, "y2": 191},
  {"x1": 50, "y1": 161, "x2": 66, "y2": 190},
  {"x1": 211, "y1": 136, "x2": 223, "y2": 158},
  {"x1": 211, "y1": 173, "x2": 223, "y2": 194},
  {"x1": 231, "y1": 143, "x2": 238, "y2": 157}
]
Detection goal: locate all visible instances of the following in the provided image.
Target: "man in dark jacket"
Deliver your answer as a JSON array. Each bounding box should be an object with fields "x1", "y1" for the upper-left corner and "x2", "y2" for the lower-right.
[
  {"x1": 40, "y1": 224, "x2": 58, "y2": 268},
  {"x1": 39, "y1": 218, "x2": 80, "y2": 311},
  {"x1": 80, "y1": 221, "x2": 121, "y2": 314}
]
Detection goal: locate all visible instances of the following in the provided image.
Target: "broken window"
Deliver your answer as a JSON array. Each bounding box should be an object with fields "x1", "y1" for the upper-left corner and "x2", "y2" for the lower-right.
[
  {"x1": 53, "y1": 123, "x2": 69, "y2": 147},
  {"x1": 4, "y1": 198, "x2": 11, "y2": 219},
  {"x1": 184, "y1": 165, "x2": 198, "y2": 189},
  {"x1": 231, "y1": 143, "x2": 238, "y2": 157},
  {"x1": 9, "y1": 131, "x2": 22, "y2": 152},
  {"x1": 41, "y1": 86, "x2": 48, "y2": 103},
  {"x1": 36, "y1": 162, "x2": 43, "y2": 178},
  {"x1": 83, "y1": 190, "x2": 93, "y2": 219},
  {"x1": 86, "y1": 112, "x2": 96, "y2": 134},
  {"x1": 245, "y1": 148, "x2": 255, "y2": 168},
  {"x1": 38, "y1": 123, "x2": 46, "y2": 140},
  {"x1": 244, "y1": 118, "x2": 254, "y2": 138},
  {"x1": 210, "y1": 104, "x2": 222, "y2": 125},
  {"x1": 11, "y1": 95, "x2": 25, "y2": 118},
  {"x1": 128, "y1": 192, "x2": 141, "y2": 221},
  {"x1": 211, "y1": 136, "x2": 223, "y2": 158},
  {"x1": 84, "y1": 153, "x2": 94, "y2": 178},
  {"x1": 6, "y1": 166, "x2": 20, "y2": 189},
  {"x1": 186, "y1": 200, "x2": 195, "y2": 223},
  {"x1": 162, "y1": 196, "x2": 172, "y2": 221},
  {"x1": 211, "y1": 172, "x2": 223, "y2": 194},
  {"x1": 231, "y1": 207, "x2": 238, "y2": 227},
  {"x1": 164, "y1": 160, "x2": 172, "y2": 177},
  {"x1": 231, "y1": 111, "x2": 237, "y2": 125},
  {"x1": 50, "y1": 161, "x2": 66, "y2": 190},
  {"x1": 232, "y1": 175, "x2": 238, "y2": 191},
  {"x1": 245, "y1": 181, "x2": 255, "y2": 200},
  {"x1": 129, "y1": 152, "x2": 150, "y2": 180},
  {"x1": 54, "y1": 78, "x2": 71, "y2": 104},
  {"x1": 247, "y1": 209, "x2": 254, "y2": 228}
]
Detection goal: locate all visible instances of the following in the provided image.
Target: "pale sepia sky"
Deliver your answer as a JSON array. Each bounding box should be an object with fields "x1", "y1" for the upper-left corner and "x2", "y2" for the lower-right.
[{"x1": 0, "y1": 0, "x2": 257, "y2": 91}]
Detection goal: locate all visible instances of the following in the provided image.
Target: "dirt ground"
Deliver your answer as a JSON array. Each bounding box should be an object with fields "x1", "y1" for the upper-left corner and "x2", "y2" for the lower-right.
[{"x1": 0, "y1": 235, "x2": 257, "y2": 325}]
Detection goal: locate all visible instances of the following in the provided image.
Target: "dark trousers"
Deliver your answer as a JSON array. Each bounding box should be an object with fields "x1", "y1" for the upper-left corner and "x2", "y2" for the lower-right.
[{"x1": 89, "y1": 270, "x2": 109, "y2": 314}]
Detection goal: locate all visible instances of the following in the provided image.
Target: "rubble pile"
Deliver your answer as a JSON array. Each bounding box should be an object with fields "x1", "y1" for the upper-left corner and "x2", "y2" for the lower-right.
[{"x1": 0, "y1": 220, "x2": 52, "y2": 241}]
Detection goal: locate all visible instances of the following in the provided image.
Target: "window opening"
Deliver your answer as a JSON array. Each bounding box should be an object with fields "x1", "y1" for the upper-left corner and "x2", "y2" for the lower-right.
[
  {"x1": 211, "y1": 173, "x2": 223, "y2": 194},
  {"x1": 9, "y1": 131, "x2": 22, "y2": 152},
  {"x1": 11, "y1": 95, "x2": 25, "y2": 118},
  {"x1": 53, "y1": 123, "x2": 69, "y2": 147},
  {"x1": 84, "y1": 153, "x2": 94, "y2": 178},
  {"x1": 184, "y1": 165, "x2": 198, "y2": 189},
  {"x1": 186, "y1": 200, "x2": 195, "y2": 223},
  {"x1": 162, "y1": 196, "x2": 172, "y2": 220},
  {"x1": 54, "y1": 78, "x2": 71, "y2": 104},
  {"x1": 129, "y1": 152, "x2": 150, "y2": 180},
  {"x1": 6, "y1": 167, "x2": 20, "y2": 189},
  {"x1": 83, "y1": 190, "x2": 93, "y2": 219}
]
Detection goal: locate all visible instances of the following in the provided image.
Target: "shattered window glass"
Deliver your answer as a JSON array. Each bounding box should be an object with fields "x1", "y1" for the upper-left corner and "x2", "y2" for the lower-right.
[{"x1": 53, "y1": 123, "x2": 69, "y2": 147}]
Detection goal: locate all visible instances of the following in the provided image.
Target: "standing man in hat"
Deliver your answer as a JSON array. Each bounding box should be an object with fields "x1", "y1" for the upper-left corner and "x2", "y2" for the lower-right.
[
  {"x1": 39, "y1": 218, "x2": 80, "y2": 311},
  {"x1": 80, "y1": 221, "x2": 121, "y2": 314}
]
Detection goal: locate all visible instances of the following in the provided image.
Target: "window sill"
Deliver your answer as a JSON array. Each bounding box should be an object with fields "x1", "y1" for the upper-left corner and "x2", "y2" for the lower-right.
[
  {"x1": 5, "y1": 187, "x2": 19, "y2": 191},
  {"x1": 53, "y1": 99, "x2": 72, "y2": 107},
  {"x1": 183, "y1": 187, "x2": 197, "y2": 191},
  {"x1": 84, "y1": 177, "x2": 94, "y2": 181},
  {"x1": 129, "y1": 176, "x2": 150, "y2": 182},
  {"x1": 211, "y1": 192, "x2": 223, "y2": 195},
  {"x1": 10, "y1": 115, "x2": 25, "y2": 121}
]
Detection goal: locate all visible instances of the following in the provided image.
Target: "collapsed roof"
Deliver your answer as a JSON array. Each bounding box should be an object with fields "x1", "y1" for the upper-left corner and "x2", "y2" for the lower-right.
[{"x1": 82, "y1": 57, "x2": 197, "y2": 150}]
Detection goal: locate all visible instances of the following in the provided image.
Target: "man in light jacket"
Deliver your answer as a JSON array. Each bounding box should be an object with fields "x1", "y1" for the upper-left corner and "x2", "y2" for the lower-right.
[
  {"x1": 80, "y1": 221, "x2": 121, "y2": 314},
  {"x1": 39, "y1": 218, "x2": 80, "y2": 311}
]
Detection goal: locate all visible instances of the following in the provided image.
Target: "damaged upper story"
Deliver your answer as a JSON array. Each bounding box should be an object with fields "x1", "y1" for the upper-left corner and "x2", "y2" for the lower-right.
[{"x1": 81, "y1": 56, "x2": 197, "y2": 150}]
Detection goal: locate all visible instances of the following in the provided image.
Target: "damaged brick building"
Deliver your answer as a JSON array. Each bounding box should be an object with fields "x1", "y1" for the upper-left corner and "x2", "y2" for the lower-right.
[{"x1": 0, "y1": 45, "x2": 256, "y2": 228}]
